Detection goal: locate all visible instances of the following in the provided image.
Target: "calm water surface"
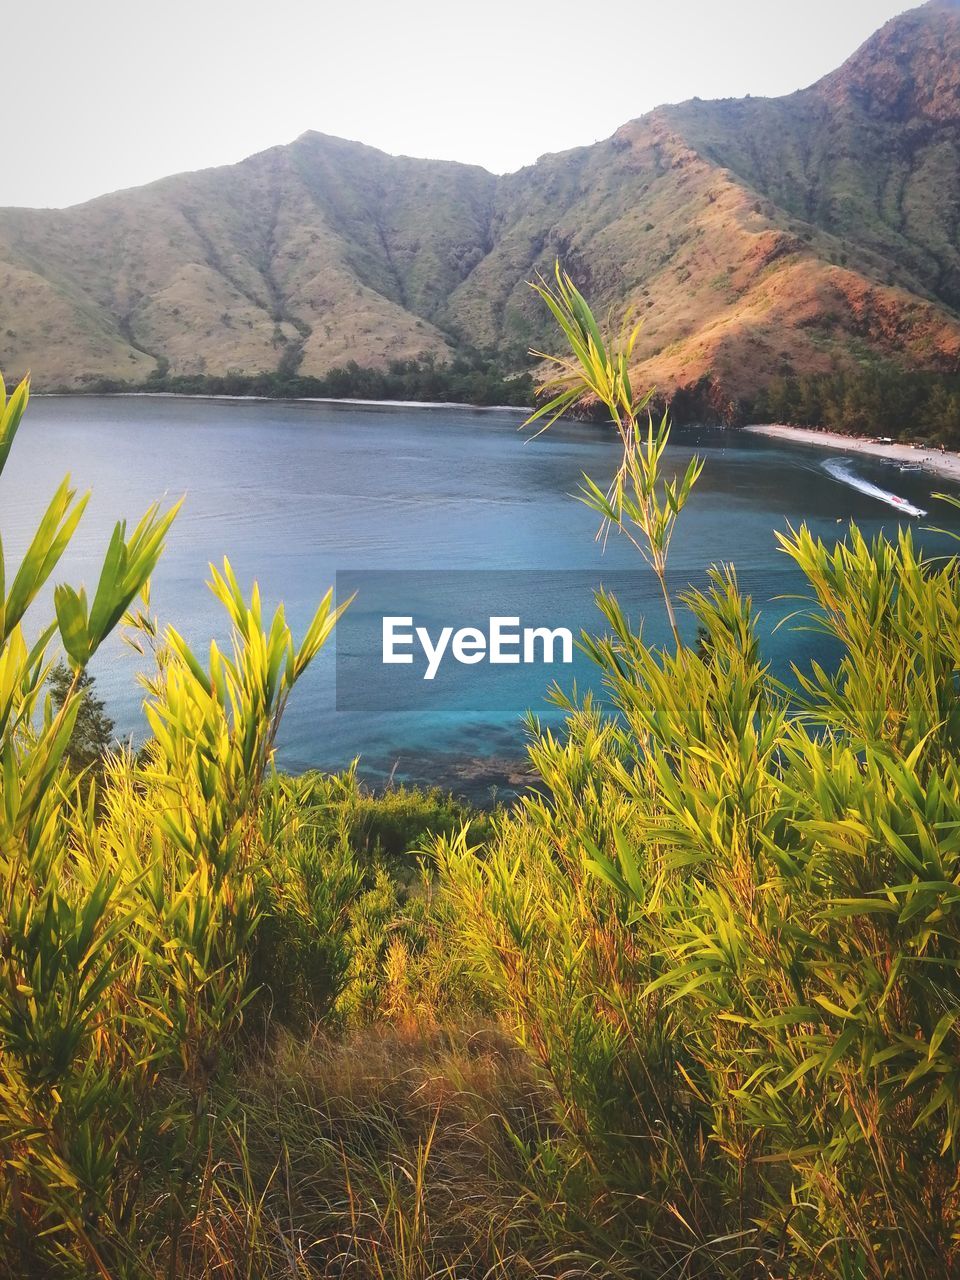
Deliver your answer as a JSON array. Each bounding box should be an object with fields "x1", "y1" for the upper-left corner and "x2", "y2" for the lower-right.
[{"x1": 4, "y1": 395, "x2": 959, "y2": 794}]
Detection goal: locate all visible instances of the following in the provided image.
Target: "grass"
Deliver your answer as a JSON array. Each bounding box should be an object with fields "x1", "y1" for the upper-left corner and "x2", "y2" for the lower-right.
[{"x1": 183, "y1": 1025, "x2": 586, "y2": 1280}]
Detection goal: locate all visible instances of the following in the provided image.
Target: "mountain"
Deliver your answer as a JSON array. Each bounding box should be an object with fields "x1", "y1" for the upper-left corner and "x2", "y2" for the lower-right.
[{"x1": 2, "y1": 0, "x2": 960, "y2": 411}]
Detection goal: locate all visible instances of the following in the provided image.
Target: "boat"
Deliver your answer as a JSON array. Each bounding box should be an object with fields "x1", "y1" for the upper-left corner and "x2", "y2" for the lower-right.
[{"x1": 822, "y1": 458, "x2": 928, "y2": 518}]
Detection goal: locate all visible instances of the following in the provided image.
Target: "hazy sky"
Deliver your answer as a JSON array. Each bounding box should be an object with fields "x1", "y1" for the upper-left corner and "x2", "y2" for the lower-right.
[{"x1": 7, "y1": 0, "x2": 914, "y2": 209}]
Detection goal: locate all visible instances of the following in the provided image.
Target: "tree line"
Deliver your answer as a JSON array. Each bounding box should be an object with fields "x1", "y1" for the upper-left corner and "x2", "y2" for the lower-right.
[
  {"x1": 65, "y1": 352, "x2": 960, "y2": 444},
  {"x1": 748, "y1": 365, "x2": 960, "y2": 445},
  {"x1": 74, "y1": 352, "x2": 536, "y2": 408}
]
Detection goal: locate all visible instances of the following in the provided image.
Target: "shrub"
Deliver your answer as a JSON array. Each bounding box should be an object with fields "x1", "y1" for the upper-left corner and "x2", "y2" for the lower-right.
[
  {"x1": 436, "y1": 269, "x2": 960, "y2": 1278},
  {"x1": 299, "y1": 766, "x2": 494, "y2": 864},
  {"x1": 0, "y1": 373, "x2": 348, "y2": 1274}
]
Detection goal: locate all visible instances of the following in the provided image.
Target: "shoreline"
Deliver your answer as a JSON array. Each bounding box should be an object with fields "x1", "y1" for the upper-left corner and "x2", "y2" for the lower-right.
[
  {"x1": 35, "y1": 390, "x2": 534, "y2": 413},
  {"x1": 743, "y1": 423, "x2": 960, "y2": 483},
  {"x1": 350, "y1": 753, "x2": 540, "y2": 807}
]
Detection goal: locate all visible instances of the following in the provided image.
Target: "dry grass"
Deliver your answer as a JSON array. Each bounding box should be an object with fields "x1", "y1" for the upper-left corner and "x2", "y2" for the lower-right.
[{"x1": 179, "y1": 1024, "x2": 623, "y2": 1280}]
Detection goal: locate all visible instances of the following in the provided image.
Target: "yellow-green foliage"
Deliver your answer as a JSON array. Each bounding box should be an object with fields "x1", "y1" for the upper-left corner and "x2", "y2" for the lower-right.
[
  {"x1": 432, "y1": 282, "x2": 960, "y2": 1278},
  {"x1": 0, "y1": 376, "x2": 501, "y2": 1275},
  {"x1": 0, "y1": 373, "x2": 349, "y2": 1275}
]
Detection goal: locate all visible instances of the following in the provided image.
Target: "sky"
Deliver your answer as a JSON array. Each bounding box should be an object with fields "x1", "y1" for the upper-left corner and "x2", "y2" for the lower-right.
[{"x1": 6, "y1": 0, "x2": 916, "y2": 209}]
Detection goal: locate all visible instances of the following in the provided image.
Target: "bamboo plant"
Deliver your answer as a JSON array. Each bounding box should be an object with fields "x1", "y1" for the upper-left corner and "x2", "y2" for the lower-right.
[
  {"x1": 526, "y1": 263, "x2": 703, "y2": 646},
  {"x1": 0, "y1": 373, "x2": 348, "y2": 1276}
]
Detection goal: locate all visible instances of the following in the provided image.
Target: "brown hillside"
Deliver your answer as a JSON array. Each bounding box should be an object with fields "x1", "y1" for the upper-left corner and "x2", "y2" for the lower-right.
[{"x1": 1, "y1": 1, "x2": 959, "y2": 403}]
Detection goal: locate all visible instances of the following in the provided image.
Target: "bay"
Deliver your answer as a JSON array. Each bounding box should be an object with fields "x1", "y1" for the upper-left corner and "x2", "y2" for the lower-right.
[{"x1": 4, "y1": 394, "x2": 958, "y2": 796}]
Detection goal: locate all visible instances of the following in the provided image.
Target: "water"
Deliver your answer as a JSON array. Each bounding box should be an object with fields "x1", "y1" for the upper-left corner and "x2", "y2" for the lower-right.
[{"x1": 4, "y1": 395, "x2": 959, "y2": 796}]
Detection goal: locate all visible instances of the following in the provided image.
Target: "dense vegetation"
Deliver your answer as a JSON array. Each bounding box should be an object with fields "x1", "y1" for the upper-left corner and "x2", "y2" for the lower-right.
[
  {"x1": 750, "y1": 365, "x2": 960, "y2": 445},
  {"x1": 70, "y1": 352, "x2": 535, "y2": 408},
  {"x1": 4, "y1": 273, "x2": 960, "y2": 1278}
]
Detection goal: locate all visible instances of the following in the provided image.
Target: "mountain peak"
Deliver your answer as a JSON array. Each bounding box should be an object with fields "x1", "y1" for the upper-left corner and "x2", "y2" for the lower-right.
[{"x1": 817, "y1": 0, "x2": 960, "y2": 121}]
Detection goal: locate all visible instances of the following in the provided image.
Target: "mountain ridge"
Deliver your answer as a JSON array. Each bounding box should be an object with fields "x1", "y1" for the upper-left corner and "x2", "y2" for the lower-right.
[{"x1": 3, "y1": 0, "x2": 960, "y2": 408}]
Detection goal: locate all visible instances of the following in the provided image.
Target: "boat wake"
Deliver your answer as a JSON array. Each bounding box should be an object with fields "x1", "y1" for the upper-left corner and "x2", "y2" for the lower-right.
[{"x1": 822, "y1": 458, "x2": 927, "y2": 518}]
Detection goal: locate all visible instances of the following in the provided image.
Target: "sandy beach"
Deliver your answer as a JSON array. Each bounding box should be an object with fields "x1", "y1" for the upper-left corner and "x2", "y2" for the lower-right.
[{"x1": 744, "y1": 423, "x2": 960, "y2": 484}]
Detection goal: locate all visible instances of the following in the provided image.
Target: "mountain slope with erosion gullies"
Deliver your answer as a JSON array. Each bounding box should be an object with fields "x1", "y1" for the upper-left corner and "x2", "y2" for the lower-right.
[{"x1": 2, "y1": 0, "x2": 959, "y2": 411}]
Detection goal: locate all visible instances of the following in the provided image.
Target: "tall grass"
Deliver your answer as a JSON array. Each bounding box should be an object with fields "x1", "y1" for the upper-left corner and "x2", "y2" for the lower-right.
[
  {"x1": 0, "y1": 373, "x2": 350, "y2": 1275},
  {"x1": 434, "y1": 269, "x2": 960, "y2": 1278}
]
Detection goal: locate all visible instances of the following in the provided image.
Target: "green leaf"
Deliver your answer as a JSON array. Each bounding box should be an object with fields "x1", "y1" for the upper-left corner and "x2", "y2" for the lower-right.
[{"x1": 0, "y1": 374, "x2": 29, "y2": 477}]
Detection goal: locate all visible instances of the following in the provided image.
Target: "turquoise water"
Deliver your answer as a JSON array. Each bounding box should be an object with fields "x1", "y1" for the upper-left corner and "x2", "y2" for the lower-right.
[{"x1": 4, "y1": 395, "x2": 959, "y2": 794}]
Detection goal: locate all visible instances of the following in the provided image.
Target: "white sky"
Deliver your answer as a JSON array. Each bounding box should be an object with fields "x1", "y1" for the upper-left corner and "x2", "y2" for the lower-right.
[{"x1": 6, "y1": 0, "x2": 915, "y2": 209}]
